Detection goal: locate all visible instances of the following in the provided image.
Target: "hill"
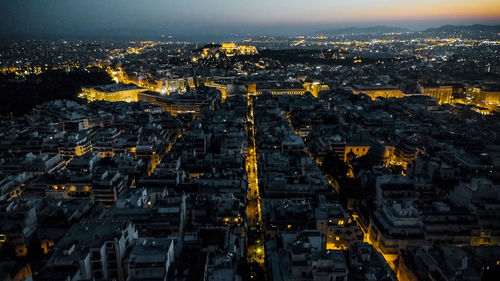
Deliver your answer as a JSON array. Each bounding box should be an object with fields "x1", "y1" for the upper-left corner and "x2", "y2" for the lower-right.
[
  {"x1": 316, "y1": 25, "x2": 409, "y2": 35},
  {"x1": 423, "y1": 24, "x2": 500, "y2": 33}
]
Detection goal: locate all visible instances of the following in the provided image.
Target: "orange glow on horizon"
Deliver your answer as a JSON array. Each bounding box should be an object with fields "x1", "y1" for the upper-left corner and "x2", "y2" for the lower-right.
[
  {"x1": 216, "y1": 1, "x2": 500, "y2": 27},
  {"x1": 312, "y1": 1, "x2": 500, "y2": 23}
]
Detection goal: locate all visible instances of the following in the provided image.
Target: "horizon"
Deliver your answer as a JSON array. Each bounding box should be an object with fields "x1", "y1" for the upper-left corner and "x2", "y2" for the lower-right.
[
  {"x1": 1, "y1": 22, "x2": 499, "y2": 42},
  {"x1": 1, "y1": 0, "x2": 499, "y2": 40}
]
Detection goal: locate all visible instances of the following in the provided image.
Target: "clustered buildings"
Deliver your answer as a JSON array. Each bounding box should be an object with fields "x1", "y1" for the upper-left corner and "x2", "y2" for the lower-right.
[
  {"x1": 286, "y1": 90, "x2": 500, "y2": 280},
  {"x1": 1, "y1": 28, "x2": 500, "y2": 281}
]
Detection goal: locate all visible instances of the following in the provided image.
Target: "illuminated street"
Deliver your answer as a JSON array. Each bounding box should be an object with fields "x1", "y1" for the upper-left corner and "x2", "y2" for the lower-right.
[{"x1": 245, "y1": 92, "x2": 266, "y2": 267}]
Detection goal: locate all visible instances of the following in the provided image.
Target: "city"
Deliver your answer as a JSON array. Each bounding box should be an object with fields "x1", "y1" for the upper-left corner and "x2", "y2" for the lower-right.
[{"x1": 0, "y1": 1, "x2": 500, "y2": 281}]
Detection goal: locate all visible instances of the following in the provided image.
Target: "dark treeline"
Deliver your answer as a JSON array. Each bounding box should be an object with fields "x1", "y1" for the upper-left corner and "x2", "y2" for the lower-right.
[{"x1": 0, "y1": 68, "x2": 112, "y2": 115}]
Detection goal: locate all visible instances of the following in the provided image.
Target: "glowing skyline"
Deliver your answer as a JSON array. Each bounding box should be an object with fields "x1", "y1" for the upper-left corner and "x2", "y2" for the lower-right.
[{"x1": 1, "y1": 0, "x2": 499, "y2": 38}]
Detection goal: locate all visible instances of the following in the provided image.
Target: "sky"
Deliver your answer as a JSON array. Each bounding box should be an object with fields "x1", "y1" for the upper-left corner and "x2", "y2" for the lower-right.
[{"x1": 1, "y1": 0, "x2": 499, "y2": 39}]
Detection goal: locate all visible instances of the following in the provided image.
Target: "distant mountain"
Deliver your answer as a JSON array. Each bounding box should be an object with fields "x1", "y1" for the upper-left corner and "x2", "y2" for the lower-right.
[
  {"x1": 423, "y1": 24, "x2": 500, "y2": 33},
  {"x1": 315, "y1": 25, "x2": 409, "y2": 35}
]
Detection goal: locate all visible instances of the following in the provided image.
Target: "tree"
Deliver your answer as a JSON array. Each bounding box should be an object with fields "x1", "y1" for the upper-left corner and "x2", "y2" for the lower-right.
[
  {"x1": 0, "y1": 68, "x2": 112, "y2": 115},
  {"x1": 352, "y1": 143, "x2": 386, "y2": 175},
  {"x1": 321, "y1": 151, "x2": 349, "y2": 179}
]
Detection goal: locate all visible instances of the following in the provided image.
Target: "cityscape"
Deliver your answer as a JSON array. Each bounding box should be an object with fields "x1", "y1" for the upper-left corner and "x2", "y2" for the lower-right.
[{"x1": 0, "y1": 1, "x2": 500, "y2": 281}]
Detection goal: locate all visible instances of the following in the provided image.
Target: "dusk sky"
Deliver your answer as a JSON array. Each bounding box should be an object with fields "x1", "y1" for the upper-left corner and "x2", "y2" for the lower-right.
[{"x1": 1, "y1": 0, "x2": 499, "y2": 38}]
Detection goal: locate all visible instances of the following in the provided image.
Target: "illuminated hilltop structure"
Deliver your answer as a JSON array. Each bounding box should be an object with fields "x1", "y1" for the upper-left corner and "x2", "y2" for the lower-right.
[
  {"x1": 199, "y1": 43, "x2": 258, "y2": 59},
  {"x1": 480, "y1": 84, "x2": 500, "y2": 107},
  {"x1": 80, "y1": 83, "x2": 148, "y2": 102},
  {"x1": 220, "y1": 43, "x2": 258, "y2": 56},
  {"x1": 483, "y1": 90, "x2": 500, "y2": 105}
]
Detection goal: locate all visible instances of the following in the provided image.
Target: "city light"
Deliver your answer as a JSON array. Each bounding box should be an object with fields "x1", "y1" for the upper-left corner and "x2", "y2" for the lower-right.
[{"x1": 0, "y1": 6, "x2": 499, "y2": 281}]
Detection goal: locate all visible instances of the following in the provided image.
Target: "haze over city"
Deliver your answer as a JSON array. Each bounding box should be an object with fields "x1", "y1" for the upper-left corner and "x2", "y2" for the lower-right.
[{"x1": 1, "y1": 0, "x2": 500, "y2": 39}]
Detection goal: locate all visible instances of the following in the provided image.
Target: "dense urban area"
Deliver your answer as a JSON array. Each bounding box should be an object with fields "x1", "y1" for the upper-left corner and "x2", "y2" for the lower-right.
[{"x1": 1, "y1": 25, "x2": 500, "y2": 281}]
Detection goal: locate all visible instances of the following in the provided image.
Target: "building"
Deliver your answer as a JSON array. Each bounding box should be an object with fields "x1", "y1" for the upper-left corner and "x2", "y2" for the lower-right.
[
  {"x1": 348, "y1": 242, "x2": 397, "y2": 281},
  {"x1": 397, "y1": 245, "x2": 500, "y2": 281},
  {"x1": 247, "y1": 81, "x2": 329, "y2": 97},
  {"x1": 418, "y1": 85, "x2": 453, "y2": 104},
  {"x1": 352, "y1": 85, "x2": 404, "y2": 100},
  {"x1": 20, "y1": 153, "x2": 64, "y2": 174},
  {"x1": 58, "y1": 134, "x2": 92, "y2": 157},
  {"x1": 42, "y1": 218, "x2": 137, "y2": 281},
  {"x1": 126, "y1": 238, "x2": 175, "y2": 281},
  {"x1": 482, "y1": 90, "x2": 500, "y2": 105},
  {"x1": 81, "y1": 83, "x2": 148, "y2": 103},
  {"x1": 138, "y1": 91, "x2": 213, "y2": 116},
  {"x1": 0, "y1": 200, "x2": 37, "y2": 258},
  {"x1": 315, "y1": 198, "x2": 362, "y2": 250}
]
